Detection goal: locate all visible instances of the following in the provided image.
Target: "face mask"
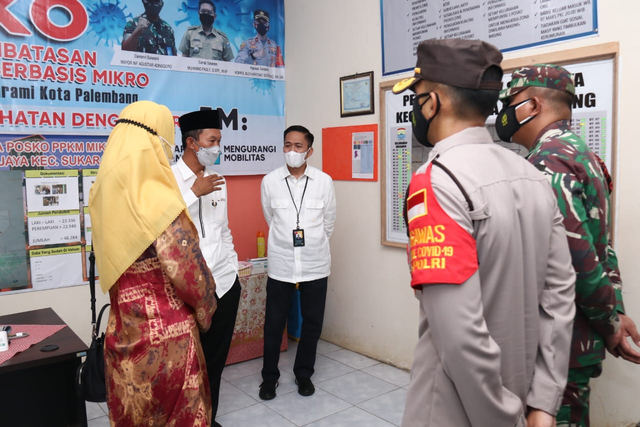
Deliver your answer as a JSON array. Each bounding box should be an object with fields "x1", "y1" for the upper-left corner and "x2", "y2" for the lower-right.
[
  {"x1": 159, "y1": 136, "x2": 173, "y2": 162},
  {"x1": 256, "y1": 22, "x2": 269, "y2": 36},
  {"x1": 495, "y1": 99, "x2": 536, "y2": 142},
  {"x1": 412, "y1": 92, "x2": 440, "y2": 148},
  {"x1": 285, "y1": 150, "x2": 308, "y2": 168},
  {"x1": 199, "y1": 13, "x2": 214, "y2": 27},
  {"x1": 143, "y1": 1, "x2": 163, "y2": 16},
  {"x1": 195, "y1": 142, "x2": 220, "y2": 166}
]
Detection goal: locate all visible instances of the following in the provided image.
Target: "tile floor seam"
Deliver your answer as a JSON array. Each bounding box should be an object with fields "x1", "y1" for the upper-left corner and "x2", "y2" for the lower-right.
[
  {"x1": 217, "y1": 401, "x2": 263, "y2": 418},
  {"x1": 356, "y1": 403, "x2": 400, "y2": 426},
  {"x1": 299, "y1": 405, "x2": 354, "y2": 426}
]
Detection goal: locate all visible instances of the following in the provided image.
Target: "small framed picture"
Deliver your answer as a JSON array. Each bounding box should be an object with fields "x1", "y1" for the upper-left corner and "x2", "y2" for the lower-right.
[{"x1": 340, "y1": 71, "x2": 374, "y2": 117}]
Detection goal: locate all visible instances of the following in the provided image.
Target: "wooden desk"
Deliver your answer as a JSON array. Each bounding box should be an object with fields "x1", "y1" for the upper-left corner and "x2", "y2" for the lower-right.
[{"x1": 0, "y1": 308, "x2": 89, "y2": 427}]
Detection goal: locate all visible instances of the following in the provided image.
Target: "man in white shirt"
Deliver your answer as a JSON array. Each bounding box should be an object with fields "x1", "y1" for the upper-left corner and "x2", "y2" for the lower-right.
[
  {"x1": 173, "y1": 109, "x2": 240, "y2": 427},
  {"x1": 259, "y1": 125, "x2": 337, "y2": 400}
]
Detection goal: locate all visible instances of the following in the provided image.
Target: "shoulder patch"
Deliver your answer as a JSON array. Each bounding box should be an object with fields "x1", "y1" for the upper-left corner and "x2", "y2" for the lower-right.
[{"x1": 407, "y1": 163, "x2": 478, "y2": 288}]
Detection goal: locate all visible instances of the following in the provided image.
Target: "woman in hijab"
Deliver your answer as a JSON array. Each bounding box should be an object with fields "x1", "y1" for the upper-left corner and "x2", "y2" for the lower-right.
[{"x1": 89, "y1": 100, "x2": 217, "y2": 426}]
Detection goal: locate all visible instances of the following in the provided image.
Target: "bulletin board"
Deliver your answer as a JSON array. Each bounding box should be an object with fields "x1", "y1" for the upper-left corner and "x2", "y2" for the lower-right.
[
  {"x1": 380, "y1": 42, "x2": 619, "y2": 247},
  {"x1": 322, "y1": 125, "x2": 378, "y2": 181}
]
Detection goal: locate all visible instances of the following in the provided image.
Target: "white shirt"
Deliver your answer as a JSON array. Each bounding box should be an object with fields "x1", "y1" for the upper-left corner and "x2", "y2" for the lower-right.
[
  {"x1": 172, "y1": 158, "x2": 238, "y2": 298},
  {"x1": 261, "y1": 164, "x2": 336, "y2": 283}
]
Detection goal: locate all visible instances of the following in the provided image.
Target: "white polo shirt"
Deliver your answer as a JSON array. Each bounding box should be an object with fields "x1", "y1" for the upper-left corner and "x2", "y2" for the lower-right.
[
  {"x1": 171, "y1": 158, "x2": 238, "y2": 298},
  {"x1": 261, "y1": 164, "x2": 336, "y2": 283}
]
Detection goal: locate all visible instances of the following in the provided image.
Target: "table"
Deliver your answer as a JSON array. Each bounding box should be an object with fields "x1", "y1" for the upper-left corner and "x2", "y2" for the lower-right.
[
  {"x1": 226, "y1": 273, "x2": 287, "y2": 365},
  {"x1": 0, "y1": 308, "x2": 89, "y2": 427}
]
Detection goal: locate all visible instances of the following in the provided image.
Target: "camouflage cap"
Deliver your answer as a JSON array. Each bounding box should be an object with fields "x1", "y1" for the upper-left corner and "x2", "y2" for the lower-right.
[
  {"x1": 392, "y1": 39, "x2": 503, "y2": 94},
  {"x1": 499, "y1": 64, "x2": 575, "y2": 100}
]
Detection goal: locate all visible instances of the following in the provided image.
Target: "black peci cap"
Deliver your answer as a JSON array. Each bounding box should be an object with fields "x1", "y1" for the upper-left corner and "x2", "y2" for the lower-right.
[{"x1": 178, "y1": 109, "x2": 221, "y2": 134}]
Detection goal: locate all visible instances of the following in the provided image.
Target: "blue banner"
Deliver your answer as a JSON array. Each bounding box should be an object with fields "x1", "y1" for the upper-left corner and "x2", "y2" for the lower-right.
[{"x1": 0, "y1": 0, "x2": 285, "y2": 293}]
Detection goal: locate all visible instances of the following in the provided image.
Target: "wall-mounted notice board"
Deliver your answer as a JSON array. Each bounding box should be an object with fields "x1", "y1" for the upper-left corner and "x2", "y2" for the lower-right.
[
  {"x1": 380, "y1": 42, "x2": 619, "y2": 247},
  {"x1": 322, "y1": 125, "x2": 378, "y2": 181}
]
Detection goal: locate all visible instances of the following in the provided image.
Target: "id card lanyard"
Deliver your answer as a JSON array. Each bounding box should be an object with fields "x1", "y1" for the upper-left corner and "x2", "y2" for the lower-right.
[{"x1": 285, "y1": 176, "x2": 309, "y2": 247}]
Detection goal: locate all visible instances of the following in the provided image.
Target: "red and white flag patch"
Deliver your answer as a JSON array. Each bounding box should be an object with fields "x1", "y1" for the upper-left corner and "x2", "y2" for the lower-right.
[{"x1": 407, "y1": 189, "x2": 427, "y2": 223}]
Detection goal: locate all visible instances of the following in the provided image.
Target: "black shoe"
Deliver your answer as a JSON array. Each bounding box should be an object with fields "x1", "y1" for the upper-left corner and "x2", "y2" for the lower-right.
[
  {"x1": 295, "y1": 377, "x2": 315, "y2": 396},
  {"x1": 212, "y1": 421, "x2": 222, "y2": 427},
  {"x1": 259, "y1": 381, "x2": 278, "y2": 400}
]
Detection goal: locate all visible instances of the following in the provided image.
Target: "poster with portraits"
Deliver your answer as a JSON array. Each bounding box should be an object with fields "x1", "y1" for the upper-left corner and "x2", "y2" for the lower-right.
[{"x1": 0, "y1": 0, "x2": 285, "y2": 293}]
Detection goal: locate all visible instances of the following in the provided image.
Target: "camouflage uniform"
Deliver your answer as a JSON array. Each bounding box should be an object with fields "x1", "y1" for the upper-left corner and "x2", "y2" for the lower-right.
[
  {"x1": 501, "y1": 65, "x2": 625, "y2": 427},
  {"x1": 178, "y1": 25, "x2": 234, "y2": 61},
  {"x1": 123, "y1": 16, "x2": 177, "y2": 56}
]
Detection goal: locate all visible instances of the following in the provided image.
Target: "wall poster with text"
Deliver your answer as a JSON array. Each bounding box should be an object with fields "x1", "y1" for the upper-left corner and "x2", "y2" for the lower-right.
[{"x1": 0, "y1": 0, "x2": 285, "y2": 293}]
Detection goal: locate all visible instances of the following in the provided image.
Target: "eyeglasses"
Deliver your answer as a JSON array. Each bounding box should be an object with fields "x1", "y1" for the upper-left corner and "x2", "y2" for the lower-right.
[{"x1": 199, "y1": 10, "x2": 214, "y2": 15}]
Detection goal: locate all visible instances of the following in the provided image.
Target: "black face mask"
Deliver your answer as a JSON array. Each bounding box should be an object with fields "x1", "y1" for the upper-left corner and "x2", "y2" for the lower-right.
[
  {"x1": 495, "y1": 99, "x2": 536, "y2": 142},
  {"x1": 199, "y1": 13, "x2": 214, "y2": 27},
  {"x1": 412, "y1": 92, "x2": 440, "y2": 148},
  {"x1": 256, "y1": 23, "x2": 269, "y2": 36},
  {"x1": 143, "y1": 2, "x2": 162, "y2": 16}
]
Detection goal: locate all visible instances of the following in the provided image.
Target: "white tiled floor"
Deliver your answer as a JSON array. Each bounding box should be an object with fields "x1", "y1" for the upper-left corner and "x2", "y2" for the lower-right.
[{"x1": 88, "y1": 339, "x2": 409, "y2": 426}]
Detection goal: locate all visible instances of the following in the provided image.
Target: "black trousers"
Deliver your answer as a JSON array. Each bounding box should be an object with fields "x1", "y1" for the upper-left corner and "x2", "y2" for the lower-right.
[
  {"x1": 199, "y1": 276, "x2": 241, "y2": 421},
  {"x1": 261, "y1": 276, "x2": 328, "y2": 383}
]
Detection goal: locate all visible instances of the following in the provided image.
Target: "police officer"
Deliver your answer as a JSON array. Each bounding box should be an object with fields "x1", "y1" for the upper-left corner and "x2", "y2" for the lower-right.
[
  {"x1": 497, "y1": 64, "x2": 640, "y2": 427},
  {"x1": 395, "y1": 39, "x2": 576, "y2": 427},
  {"x1": 235, "y1": 10, "x2": 284, "y2": 67},
  {"x1": 122, "y1": 0, "x2": 176, "y2": 55},
  {"x1": 179, "y1": 0, "x2": 233, "y2": 61}
]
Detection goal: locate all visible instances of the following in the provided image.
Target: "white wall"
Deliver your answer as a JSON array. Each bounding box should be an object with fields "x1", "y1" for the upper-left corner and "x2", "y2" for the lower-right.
[
  {"x1": 284, "y1": 0, "x2": 419, "y2": 368},
  {"x1": 0, "y1": 284, "x2": 110, "y2": 345},
  {"x1": 285, "y1": 0, "x2": 640, "y2": 425}
]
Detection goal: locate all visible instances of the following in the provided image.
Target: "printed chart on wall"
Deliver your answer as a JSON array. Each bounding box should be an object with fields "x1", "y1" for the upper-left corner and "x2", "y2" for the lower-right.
[
  {"x1": 381, "y1": 0, "x2": 598, "y2": 75},
  {"x1": 381, "y1": 53, "x2": 615, "y2": 247},
  {"x1": 0, "y1": 0, "x2": 286, "y2": 293},
  {"x1": 487, "y1": 59, "x2": 615, "y2": 172}
]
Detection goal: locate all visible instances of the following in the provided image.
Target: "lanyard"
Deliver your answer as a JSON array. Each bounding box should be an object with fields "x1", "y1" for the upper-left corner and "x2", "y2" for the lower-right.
[{"x1": 285, "y1": 176, "x2": 309, "y2": 229}]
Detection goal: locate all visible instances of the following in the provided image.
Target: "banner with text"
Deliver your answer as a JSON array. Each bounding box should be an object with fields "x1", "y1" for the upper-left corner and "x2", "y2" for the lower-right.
[{"x1": 0, "y1": 0, "x2": 285, "y2": 293}]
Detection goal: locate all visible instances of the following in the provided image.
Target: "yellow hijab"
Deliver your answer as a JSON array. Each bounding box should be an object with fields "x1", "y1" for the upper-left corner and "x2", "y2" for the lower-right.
[{"x1": 89, "y1": 101, "x2": 188, "y2": 293}]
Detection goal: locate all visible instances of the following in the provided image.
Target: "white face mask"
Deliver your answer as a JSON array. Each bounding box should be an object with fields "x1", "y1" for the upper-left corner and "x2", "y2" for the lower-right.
[
  {"x1": 285, "y1": 149, "x2": 308, "y2": 168},
  {"x1": 159, "y1": 136, "x2": 173, "y2": 162},
  {"x1": 195, "y1": 142, "x2": 220, "y2": 166}
]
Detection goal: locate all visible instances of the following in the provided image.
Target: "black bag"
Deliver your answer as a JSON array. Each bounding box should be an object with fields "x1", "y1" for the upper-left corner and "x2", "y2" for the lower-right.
[{"x1": 77, "y1": 251, "x2": 110, "y2": 403}]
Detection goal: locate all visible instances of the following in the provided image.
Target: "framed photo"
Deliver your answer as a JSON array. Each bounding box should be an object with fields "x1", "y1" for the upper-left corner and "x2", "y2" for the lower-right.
[{"x1": 340, "y1": 71, "x2": 375, "y2": 117}]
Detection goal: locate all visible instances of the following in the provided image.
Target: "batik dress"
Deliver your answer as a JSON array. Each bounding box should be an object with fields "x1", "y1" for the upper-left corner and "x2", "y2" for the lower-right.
[{"x1": 105, "y1": 212, "x2": 217, "y2": 426}]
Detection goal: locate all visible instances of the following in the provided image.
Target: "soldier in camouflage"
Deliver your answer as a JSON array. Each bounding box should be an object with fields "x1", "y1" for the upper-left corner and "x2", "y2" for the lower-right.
[
  {"x1": 122, "y1": 0, "x2": 177, "y2": 56},
  {"x1": 498, "y1": 64, "x2": 640, "y2": 427}
]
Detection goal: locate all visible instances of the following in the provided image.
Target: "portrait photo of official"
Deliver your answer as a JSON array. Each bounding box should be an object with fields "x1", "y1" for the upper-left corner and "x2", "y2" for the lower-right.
[
  {"x1": 179, "y1": 0, "x2": 234, "y2": 61},
  {"x1": 122, "y1": 0, "x2": 177, "y2": 56}
]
